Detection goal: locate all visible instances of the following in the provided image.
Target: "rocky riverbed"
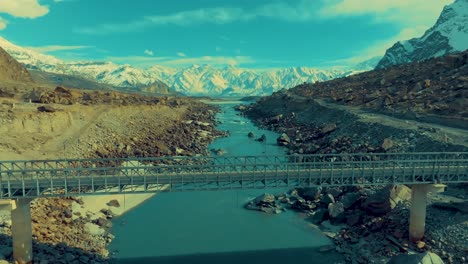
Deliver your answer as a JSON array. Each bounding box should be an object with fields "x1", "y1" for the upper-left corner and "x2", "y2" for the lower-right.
[
  {"x1": 0, "y1": 88, "x2": 228, "y2": 263},
  {"x1": 245, "y1": 185, "x2": 467, "y2": 264},
  {"x1": 238, "y1": 88, "x2": 468, "y2": 263}
]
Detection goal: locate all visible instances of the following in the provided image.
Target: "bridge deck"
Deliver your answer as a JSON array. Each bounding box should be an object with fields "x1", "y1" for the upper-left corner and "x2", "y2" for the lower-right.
[{"x1": 1, "y1": 152, "x2": 467, "y2": 198}]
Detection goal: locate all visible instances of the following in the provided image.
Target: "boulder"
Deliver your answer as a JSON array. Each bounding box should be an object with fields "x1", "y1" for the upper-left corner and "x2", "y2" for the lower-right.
[
  {"x1": 276, "y1": 133, "x2": 291, "y2": 146},
  {"x1": 247, "y1": 132, "x2": 255, "y2": 138},
  {"x1": 340, "y1": 193, "x2": 361, "y2": 209},
  {"x1": 361, "y1": 185, "x2": 411, "y2": 215},
  {"x1": 321, "y1": 194, "x2": 335, "y2": 205},
  {"x1": 321, "y1": 123, "x2": 337, "y2": 134},
  {"x1": 381, "y1": 138, "x2": 395, "y2": 151},
  {"x1": 325, "y1": 187, "x2": 343, "y2": 198},
  {"x1": 297, "y1": 187, "x2": 321, "y2": 201},
  {"x1": 107, "y1": 199, "x2": 120, "y2": 207},
  {"x1": 37, "y1": 105, "x2": 56, "y2": 113},
  {"x1": 256, "y1": 134, "x2": 267, "y2": 142},
  {"x1": 346, "y1": 213, "x2": 361, "y2": 226},
  {"x1": 84, "y1": 223, "x2": 105, "y2": 236},
  {"x1": 254, "y1": 193, "x2": 276, "y2": 204},
  {"x1": 328, "y1": 202, "x2": 345, "y2": 218},
  {"x1": 387, "y1": 252, "x2": 444, "y2": 264},
  {"x1": 308, "y1": 208, "x2": 328, "y2": 224}
]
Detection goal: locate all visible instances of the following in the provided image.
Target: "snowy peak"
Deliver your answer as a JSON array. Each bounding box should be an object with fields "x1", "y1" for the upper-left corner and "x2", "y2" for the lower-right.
[
  {"x1": 0, "y1": 36, "x2": 373, "y2": 96},
  {"x1": 376, "y1": 0, "x2": 468, "y2": 69}
]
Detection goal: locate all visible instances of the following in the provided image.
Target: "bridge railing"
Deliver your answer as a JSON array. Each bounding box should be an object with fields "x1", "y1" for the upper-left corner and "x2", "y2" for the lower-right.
[{"x1": 0, "y1": 152, "x2": 467, "y2": 198}]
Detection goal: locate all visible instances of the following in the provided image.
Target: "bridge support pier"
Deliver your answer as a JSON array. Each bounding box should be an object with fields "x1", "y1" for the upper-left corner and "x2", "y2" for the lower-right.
[
  {"x1": 409, "y1": 184, "x2": 445, "y2": 242},
  {"x1": 11, "y1": 198, "x2": 33, "y2": 264}
]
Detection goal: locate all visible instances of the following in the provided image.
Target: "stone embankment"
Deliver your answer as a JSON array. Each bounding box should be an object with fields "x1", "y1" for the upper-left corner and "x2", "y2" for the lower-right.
[{"x1": 0, "y1": 87, "x2": 227, "y2": 263}]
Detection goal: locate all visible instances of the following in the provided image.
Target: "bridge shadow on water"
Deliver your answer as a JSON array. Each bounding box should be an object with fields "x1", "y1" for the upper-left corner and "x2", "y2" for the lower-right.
[{"x1": 111, "y1": 247, "x2": 345, "y2": 264}]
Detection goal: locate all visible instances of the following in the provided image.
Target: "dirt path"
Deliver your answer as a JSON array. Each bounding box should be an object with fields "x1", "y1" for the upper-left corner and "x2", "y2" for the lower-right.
[{"x1": 313, "y1": 98, "x2": 468, "y2": 148}]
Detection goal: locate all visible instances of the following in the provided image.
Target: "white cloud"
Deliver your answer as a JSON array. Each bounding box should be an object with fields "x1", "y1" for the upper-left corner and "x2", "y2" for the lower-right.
[
  {"x1": 104, "y1": 55, "x2": 255, "y2": 68},
  {"x1": 0, "y1": 17, "x2": 7, "y2": 30},
  {"x1": 318, "y1": 0, "x2": 455, "y2": 66},
  {"x1": 27, "y1": 45, "x2": 91, "y2": 53},
  {"x1": 76, "y1": 1, "x2": 319, "y2": 35},
  {"x1": 144, "y1": 49, "x2": 154, "y2": 56},
  {"x1": 177, "y1": 52, "x2": 186, "y2": 57},
  {"x1": 0, "y1": 0, "x2": 49, "y2": 18},
  {"x1": 324, "y1": 26, "x2": 429, "y2": 67},
  {"x1": 320, "y1": 0, "x2": 453, "y2": 28}
]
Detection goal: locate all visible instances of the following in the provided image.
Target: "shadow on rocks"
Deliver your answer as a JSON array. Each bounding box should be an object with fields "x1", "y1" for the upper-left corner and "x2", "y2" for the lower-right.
[{"x1": 0, "y1": 234, "x2": 109, "y2": 264}]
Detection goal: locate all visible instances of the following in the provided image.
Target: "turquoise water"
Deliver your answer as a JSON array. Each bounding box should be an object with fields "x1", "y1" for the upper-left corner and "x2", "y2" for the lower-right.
[{"x1": 109, "y1": 102, "x2": 344, "y2": 263}]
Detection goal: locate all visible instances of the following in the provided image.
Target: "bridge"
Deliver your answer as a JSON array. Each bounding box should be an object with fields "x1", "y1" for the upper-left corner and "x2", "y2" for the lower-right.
[{"x1": 1, "y1": 152, "x2": 467, "y2": 263}]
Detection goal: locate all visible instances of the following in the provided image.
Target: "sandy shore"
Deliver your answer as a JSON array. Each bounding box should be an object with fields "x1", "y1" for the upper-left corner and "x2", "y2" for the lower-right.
[{"x1": 75, "y1": 185, "x2": 170, "y2": 219}]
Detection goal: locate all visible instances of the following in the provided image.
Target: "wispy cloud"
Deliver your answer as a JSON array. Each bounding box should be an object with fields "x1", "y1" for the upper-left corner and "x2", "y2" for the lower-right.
[
  {"x1": 76, "y1": 1, "x2": 318, "y2": 35},
  {"x1": 0, "y1": 0, "x2": 49, "y2": 18},
  {"x1": 318, "y1": 0, "x2": 454, "y2": 66},
  {"x1": 320, "y1": 0, "x2": 453, "y2": 35},
  {"x1": 176, "y1": 52, "x2": 186, "y2": 57},
  {"x1": 103, "y1": 55, "x2": 255, "y2": 68},
  {"x1": 26, "y1": 45, "x2": 92, "y2": 53},
  {"x1": 322, "y1": 26, "x2": 428, "y2": 67},
  {"x1": 144, "y1": 49, "x2": 154, "y2": 56}
]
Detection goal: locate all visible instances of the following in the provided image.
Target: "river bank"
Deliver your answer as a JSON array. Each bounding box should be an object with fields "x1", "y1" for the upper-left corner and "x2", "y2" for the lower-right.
[
  {"x1": 0, "y1": 90, "x2": 226, "y2": 263},
  {"x1": 238, "y1": 93, "x2": 468, "y2": 263}
]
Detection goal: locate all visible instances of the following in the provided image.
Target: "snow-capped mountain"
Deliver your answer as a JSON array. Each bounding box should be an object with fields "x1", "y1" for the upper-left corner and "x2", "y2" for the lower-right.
[
  {"x1": 376, "y1": 0, "x2": 468, "y2": 69},
  {"x1": 0, "y1": 36, "x2": 368, "y2": 96}
]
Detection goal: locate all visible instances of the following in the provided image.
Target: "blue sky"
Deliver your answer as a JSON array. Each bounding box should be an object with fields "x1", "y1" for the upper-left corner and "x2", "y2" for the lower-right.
[{"x1": 0, "y1": 0, "x2": 454, "y2": 69}]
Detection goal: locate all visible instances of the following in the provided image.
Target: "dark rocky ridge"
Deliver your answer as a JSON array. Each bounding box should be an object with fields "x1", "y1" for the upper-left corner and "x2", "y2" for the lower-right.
[
  {"x1": 376, "y1": 0, "x2": 468, "y2": 69},
  {"x1": 289, "y1": 50, "x2": 468, "y2": 129},
  {"x1": 0, "y1": 46, "x2": 33, "y2": 84}
]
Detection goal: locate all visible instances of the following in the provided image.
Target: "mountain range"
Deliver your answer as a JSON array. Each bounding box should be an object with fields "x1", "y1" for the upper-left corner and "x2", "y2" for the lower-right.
[
  {"x1": 0, "y1": 36, "x2": 377, "y2": 96},
  {"x1": 0, "y1": 0, "x2": 466, "y2": 96},
  {"x1": 376, "y1": 0, "x2": 468, "y2": 69}
]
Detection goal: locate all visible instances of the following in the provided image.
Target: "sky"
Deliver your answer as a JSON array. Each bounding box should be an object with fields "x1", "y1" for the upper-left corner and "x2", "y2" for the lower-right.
[{"x1": 0, "y1": 0, "x2": 455, "y2": 69}]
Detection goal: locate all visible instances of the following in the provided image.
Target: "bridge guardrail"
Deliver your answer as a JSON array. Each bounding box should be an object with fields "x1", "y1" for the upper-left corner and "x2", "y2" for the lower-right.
[{"x1": 0, "y1": 152, "x2": 467, "y2": 198}]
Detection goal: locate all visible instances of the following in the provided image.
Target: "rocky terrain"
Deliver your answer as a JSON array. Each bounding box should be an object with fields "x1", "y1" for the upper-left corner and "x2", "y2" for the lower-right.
[
  {"x1": 292, "y1": 50, "x2": 468, "y2": 129},
  {"x1": 0, "y1": 50, "x2": 227, "y2": 263},
  {"x1": 238, "y1": 47, "x2": 468, "y2": 264},
  {"x1": 245, "y1": 185, "x2": 467, "y2": 264}
]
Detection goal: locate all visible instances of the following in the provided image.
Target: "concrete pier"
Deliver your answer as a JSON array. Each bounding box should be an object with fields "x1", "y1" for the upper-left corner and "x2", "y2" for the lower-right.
[
  {"x1": 11, "y1": 199, "x2": 33, "y2": 264},
  {"x1": 409, "y1": 184, "x2": 446, "y2": 242}
]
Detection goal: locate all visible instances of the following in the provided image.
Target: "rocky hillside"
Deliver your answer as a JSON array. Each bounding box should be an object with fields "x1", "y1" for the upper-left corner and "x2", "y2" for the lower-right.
[
  {"x1": 293, "y1": 50, "x2": 468, "y2": 129},
  {"x1": 376, "y1": 0, "x2": 468, "y2": 69},
  {"x1": 0, "y1": 46, "x2": 33, "y2": 84}
]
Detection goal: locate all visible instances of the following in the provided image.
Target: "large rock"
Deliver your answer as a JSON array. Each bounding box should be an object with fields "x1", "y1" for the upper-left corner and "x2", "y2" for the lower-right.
[
  {"x1": 321, "y1": 194, "x2": 335, "y2": 205},
  {"x1": 245, "y1": 193, "x2": 283, "y2": 214},
  {"x1": 83, "y1": 223, "x2": 105, "y2": 236},
  {"x1": 276, "y1": 133, "x2": 291, "y2": 146},
  {"x1": 328, "y1": 202, "x2": 345, "y2": 218},
  {"x1": 340, "y1": 193, "x2": 361, "y2": 209},
  {"x1": 308, "y1": 208, "x2": 328, "y2": 224},
  {"x1": 297, "y1": 187, "x2": 322, "y2": 201},
  {"x1": 254, "y1": 193, "x2": 275, "y2": 204},
  {"x1": 361, "y1": 185, "x2": 411, "y2": 215},
  {"x1": 387, "y1": 252, "x2": 444, "y2": 264}
]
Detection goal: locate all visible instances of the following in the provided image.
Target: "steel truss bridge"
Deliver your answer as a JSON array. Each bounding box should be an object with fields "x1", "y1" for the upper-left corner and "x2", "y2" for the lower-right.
[{"x1": 1, "y1": 152, "x2": 467, "y2": 199}]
